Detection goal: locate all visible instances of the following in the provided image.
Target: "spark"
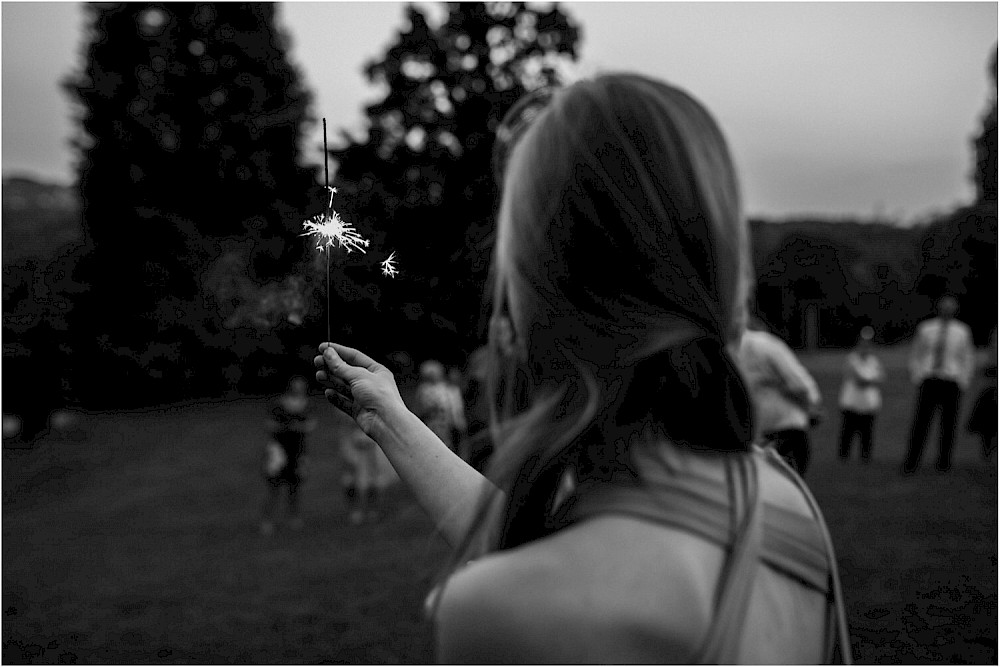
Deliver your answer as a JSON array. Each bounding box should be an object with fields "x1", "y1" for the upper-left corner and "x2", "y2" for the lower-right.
[
  {"x1": 301, "y1": 209, "x2": 370, "y2": 254},
  {"x1": 381, "y1": 250, "x2": 399, "y2": 278}
]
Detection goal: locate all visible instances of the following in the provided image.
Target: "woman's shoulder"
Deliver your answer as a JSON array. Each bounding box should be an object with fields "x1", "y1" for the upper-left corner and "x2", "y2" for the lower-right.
[
  {"x1": 754, "y1": 448, "x2": 815, "y2": 518},
  {"x1": 435, "y1": 516, "x2": 717, "y2": 663}
]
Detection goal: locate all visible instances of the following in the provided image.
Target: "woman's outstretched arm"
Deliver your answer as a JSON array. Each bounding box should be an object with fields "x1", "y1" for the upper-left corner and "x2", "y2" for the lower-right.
[{"x1": 314, "y1": 342, "x2": 498, "y2": 546}]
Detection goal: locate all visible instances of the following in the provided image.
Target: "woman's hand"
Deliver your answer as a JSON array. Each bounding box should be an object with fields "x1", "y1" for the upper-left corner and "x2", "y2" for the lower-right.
[
  {"x1": 316, "y1": 344, "x2": 497, "y2": 547},
  {"x1": 313, "y1": 342, "x2": 407, "y2": 439}
]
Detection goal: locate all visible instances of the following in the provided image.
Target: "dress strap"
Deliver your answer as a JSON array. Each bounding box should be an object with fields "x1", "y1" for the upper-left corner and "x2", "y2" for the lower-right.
[
  {"x1": 692, "y1": 453, "x2": 764, "y2": 664},
  {"x1": 561, "y1": 460, "x2": 831, "y2": 592},
  {"x1": 765, "y1": 448, "x2": 854, "y2": 664}
]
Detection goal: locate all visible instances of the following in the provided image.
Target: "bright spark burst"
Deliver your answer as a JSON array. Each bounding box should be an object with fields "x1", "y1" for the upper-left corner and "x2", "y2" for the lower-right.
[
  {"x1": 301, "y1": 209, "x2": 370, "y2": 254},
  {"x1": 381, "y1": 251, "x2": 399, "y2": 278}
]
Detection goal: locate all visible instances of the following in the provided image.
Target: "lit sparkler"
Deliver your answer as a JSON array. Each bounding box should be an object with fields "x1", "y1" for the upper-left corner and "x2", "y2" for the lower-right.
[
  {"x1": 380, "y1": 251, "x2": 399, "y2": 278},
  {"x1": 300, "y1": 204, "x2": 370, "y2": 255},
  {"x1": 301, "y1": 118, "x2": 394, "y2": 341}
]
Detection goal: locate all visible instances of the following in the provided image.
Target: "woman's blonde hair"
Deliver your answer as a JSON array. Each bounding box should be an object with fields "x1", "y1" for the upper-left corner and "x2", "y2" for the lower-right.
[{"x1": 458, "y1": 73, "x2": 754, "y2": 560}]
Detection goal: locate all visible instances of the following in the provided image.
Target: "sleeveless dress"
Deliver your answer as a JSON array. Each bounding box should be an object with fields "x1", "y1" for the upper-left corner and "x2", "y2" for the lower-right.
[{"x1": 555, "y1": 444, "x2": 852, "y2": 664}]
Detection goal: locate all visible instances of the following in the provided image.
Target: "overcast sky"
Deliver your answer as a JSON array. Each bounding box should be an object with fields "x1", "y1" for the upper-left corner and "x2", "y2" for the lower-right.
[{"x1": 2, "y1": 2, "x2": 996, "y2": 222}]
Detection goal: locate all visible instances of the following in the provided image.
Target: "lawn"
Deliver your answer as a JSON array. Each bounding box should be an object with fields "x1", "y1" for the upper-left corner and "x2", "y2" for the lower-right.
[{"x1": 3, "y1": 345, "x2": 997, "y2": 664}]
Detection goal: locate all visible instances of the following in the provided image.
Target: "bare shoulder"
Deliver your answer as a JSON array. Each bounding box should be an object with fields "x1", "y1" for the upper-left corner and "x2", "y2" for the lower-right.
[
  {"x1": 434, "y1": 546, "x2": 567, "y2": 663},
  {"x1": 435, "y1": 518, "x2": 717, "y2": 663},
  {"x1": 765, "y1": 469, "x2": 813, "y2": 517}
]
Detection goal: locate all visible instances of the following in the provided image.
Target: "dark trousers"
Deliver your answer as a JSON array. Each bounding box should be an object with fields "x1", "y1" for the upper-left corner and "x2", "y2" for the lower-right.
[
  {"x1": 904, "y1": 378, "x2": 962, "y2": 472},
  {"x1": 839, "y1": 411, "x2": 876, "y2": 461},
  {"x1": 765, "y1": 429, "x2": 811, "y2": 476}
]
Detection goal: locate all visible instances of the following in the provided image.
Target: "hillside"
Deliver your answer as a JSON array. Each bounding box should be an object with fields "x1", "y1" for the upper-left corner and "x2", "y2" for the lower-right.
[{"x1": 2, "y1": 176, "x2": 83, "y2": 266}]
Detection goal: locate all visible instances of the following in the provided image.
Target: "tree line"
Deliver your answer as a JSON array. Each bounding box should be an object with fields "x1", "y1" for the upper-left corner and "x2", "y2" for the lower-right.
[{"x1": 2, "y1": 2, "x2": 996, "y2": 429}]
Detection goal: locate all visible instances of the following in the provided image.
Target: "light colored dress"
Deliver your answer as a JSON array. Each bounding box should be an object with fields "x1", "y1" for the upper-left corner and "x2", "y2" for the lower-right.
[
  {"x1": 339, "y1": 426, "x2": 398, "y2": 491},
  {"x1": 554, "y1": 443, "x2": 852, "y2": 664}
]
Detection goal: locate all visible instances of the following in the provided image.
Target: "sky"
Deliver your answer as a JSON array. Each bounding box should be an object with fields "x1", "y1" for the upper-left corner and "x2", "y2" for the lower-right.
[{"x1": 1, "y1": 2, "x2": 997, "y2": 223}]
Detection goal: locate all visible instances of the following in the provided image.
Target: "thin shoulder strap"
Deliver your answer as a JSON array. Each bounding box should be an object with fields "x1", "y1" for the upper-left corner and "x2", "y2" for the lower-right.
[
  {"x1": 693, "y1": 454, "x2": 764, "y2": 664},
  {"x1": 767, "y1": 448, "x2": 854, "y2": 664}
]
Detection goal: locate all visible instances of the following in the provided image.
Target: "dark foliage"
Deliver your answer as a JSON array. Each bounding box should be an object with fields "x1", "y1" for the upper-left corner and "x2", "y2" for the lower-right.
[
  {"x1": 973, "y1": 47, "x2": 997, "y2": 205},
  {"x1": 327, "y1": 2, "x2": 580, "y2": 365},
  {"x1": 915, "y1": 204, "x2": 997, "y2": 344},
  {"x1": 61, "y1": 3, "x2": 319, "y2": 407}
]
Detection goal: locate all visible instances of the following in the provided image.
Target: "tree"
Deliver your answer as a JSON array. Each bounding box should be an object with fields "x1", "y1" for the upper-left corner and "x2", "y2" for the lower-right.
[
  {"x1": 328, "y1": 2, "x2": 580, "y2": 364},
  {"x1": 973, "y1": 47, "x2": 997, "y2": 205},
  {"x1": 915, "y1": 46, "x2": 999, "y2": 345},
  {"x1": 64, "y1": 2, "x2": 319, "y2": 406}
]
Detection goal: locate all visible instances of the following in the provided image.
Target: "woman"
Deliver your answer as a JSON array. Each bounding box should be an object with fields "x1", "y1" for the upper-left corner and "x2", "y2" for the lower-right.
[
  {"x1": 315, "y1": 74, "x2": 851, "y2": 663},
  {"x1": 838, "y1": 325, "x2": 885, "y2": 462}
]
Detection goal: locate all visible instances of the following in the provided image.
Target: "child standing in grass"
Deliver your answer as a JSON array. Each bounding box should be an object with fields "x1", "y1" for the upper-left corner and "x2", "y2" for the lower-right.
[
  {"x1": 838, "y1": 325, "x2": 885, "y2": 463},
  {"x1": 338, "y1": 421, "x2": 397, "y2": 525},
  {"x1": 260, "y1": 376, "x2": 315, "y2": 535}
]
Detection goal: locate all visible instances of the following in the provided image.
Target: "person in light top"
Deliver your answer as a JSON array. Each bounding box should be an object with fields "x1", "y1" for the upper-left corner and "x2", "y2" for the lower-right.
[
  {"x1": 837, "y1": 325, "x2": 885, "y2": 463},
  {"x1": 338, "y1": 420, "x2": 398, "y2": 525},
  {"x1": 736, "y1": 319, "x2": 823, "y2": 475},
  {"x1": 903, "y1": 296, "x2": 976, "y2": 473},
  {"x1": 415, "y1": 360, "x2": 459, "y2": 452}
]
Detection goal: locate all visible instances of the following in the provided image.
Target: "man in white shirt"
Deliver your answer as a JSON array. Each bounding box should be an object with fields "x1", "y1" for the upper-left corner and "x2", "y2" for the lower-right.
[
  {"x1": 736, "y1": 323, "x2": 823, "y2": 475},
  {"x1": 903, "y1": 296, "x2": 976, "y2": 473}
]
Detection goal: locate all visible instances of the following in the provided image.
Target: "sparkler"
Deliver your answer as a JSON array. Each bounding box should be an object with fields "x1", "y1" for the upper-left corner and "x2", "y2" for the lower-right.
[
  {"x1": 380, "y1": 251, "x2": 399, "y2": 278},
  {"x1": 299, "y1": 118, "x2": 372, "y2": 340},
  {"x1": 300, "y1": 119, "x2": 400, "y2": 339},
  {"x1": 300, "y1": 202, "x2": 370, "y2": 255}
]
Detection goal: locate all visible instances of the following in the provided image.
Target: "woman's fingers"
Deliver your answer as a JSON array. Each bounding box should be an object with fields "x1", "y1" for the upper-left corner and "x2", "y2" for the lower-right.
[
  {"x1": 327, "y1": 343, "x2": 381, "y2": 372},
  {"x1": 315, "y1": 370, "x2": 351, "y2": 395},
  {"x1": 320, "y1": 347, "x2": 369, "y2": 383},
  {"x1": 325, "y1": 388, "x2": 354, "y2": 414}
]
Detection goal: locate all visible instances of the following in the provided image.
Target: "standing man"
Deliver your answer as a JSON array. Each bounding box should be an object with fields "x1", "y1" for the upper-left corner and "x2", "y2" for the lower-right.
[
  {"x1": 736, "y1": 320, "x2": 823, "y2": 476},
  {"x1": 903, "y1": 296, "x2": 976, "y2": 473}
]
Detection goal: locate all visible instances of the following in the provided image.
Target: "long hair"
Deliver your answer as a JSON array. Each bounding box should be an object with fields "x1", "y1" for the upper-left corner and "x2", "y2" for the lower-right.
[{"x1": 452, "y1": 73, "x2": 755, "y2": 567}]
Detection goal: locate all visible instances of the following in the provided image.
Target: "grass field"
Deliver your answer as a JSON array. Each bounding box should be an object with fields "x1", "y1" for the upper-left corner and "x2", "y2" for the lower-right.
[{"x1": 3, "y1": 345, "x2": 997, "y2": 664}]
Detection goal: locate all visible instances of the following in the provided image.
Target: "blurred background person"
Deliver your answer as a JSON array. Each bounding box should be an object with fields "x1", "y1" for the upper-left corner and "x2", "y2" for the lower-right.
[
  {"x1": 460, "y1": 347, "x2": 494, "y2": 472},
  {"x1": 837, "y1": 325, "x2": 885, "y2": 463},
  {"x1": 903, "y1": 295, "x2": 976, "y2": 474},
  {"x1": 415, "y1": 360, "x2": 458, "y2": 452},
  {"x1": 736, "y1": 317, "x2": 823, "y2": 476},
  {"x1": 338, "y1": 421, "x2": 398, "y2": 525},
  {"x1": 260, "y1": 376, "x2": 315, "y2": 535},
  {"x1": 966, "y1": 328, "x2": 997, "y2": 460},
  {"x1": 445, "y1": 367, "x2": 469, "y2": 461}
]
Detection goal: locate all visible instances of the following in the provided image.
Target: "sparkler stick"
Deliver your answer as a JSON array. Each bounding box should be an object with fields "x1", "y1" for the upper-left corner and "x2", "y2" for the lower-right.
[
  {"x1": 300, "y1": 118, "x2": 398, "y2": 339},
  {"x1": 324, "y1": 118, "x2": 329, "y2": 341},
  {"x1": 299, "y1": 118, "x2": 370, "y2": 340}
]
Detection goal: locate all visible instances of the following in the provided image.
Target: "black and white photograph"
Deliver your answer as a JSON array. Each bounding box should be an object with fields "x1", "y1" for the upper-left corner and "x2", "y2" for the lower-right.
[{"x1": 2, "y1": 1, "x2": 997, "y2": 663}]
